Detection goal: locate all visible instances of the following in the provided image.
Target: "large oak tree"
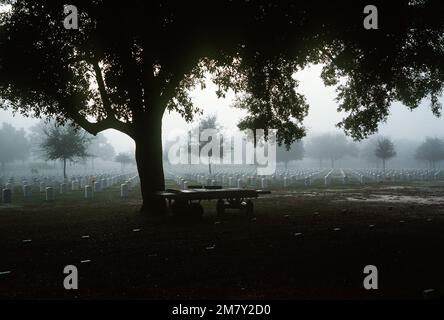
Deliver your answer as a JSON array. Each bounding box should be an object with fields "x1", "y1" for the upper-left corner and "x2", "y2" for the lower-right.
[{"x1": 1, "y1": 0, "x2": 444, "y2": 214}]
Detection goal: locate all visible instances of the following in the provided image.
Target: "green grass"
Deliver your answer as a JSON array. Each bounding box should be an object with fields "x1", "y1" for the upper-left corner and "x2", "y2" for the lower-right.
[{"x1": 1, "y1": 180, "x2": 444, "y2": 299}]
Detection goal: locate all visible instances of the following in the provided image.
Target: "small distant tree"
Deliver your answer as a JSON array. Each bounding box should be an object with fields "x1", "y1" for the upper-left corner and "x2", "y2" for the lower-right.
[
  {"x1": 40, "y1": 123, "x2": 90, "y2": 178},
  {"x1": 306, "y1": 133, "x2": 358, "y2": 168},
  {"x1": 115, "y1": 152, "x2": 134, "y2": 172},
  {"x1": 87, "y1": 134, "x2": 116, "y2": 168},
  {"x1": 191, "y1": 115, "x2": 223, "y2": 175},
  {"x1": 0, "y1": 123, "x2": 30, "y2": 172},
  {"x1": 29, "y1": 121, "x2": 48, "y2": 161},
  {"x1": 276, "y1": 141, "x2": 304, "y2": 169},
  {"x1": 374, "y1": 137, "x2": 396, "y2": 173},
  {"x1": 360, "y1": 137, "x2": 380, "y2": 168},
  {"x1": 415, "y1": 137, "x2": 444, "y2": 169}
]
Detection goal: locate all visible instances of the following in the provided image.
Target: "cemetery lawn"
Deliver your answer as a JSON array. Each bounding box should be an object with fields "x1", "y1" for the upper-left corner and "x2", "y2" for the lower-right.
[{"x1": 1, "y1": 181, "x2": 444, "y2": 299}]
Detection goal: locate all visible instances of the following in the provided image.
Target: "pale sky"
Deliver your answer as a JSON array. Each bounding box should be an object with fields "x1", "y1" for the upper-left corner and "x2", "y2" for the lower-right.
[{"x1": 1, "y1": 64, "x2": 443, "y2": 152}]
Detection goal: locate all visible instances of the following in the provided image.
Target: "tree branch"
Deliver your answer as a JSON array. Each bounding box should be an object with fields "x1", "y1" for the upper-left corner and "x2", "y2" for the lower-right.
[
  {"x1": 64, "y1": 105, "x2": 134, "y2": 138},
  {"x1": 158, "y1": 59, "x2": 197, "y2": 108},
  {"x1": 91, "y1": 58, "x2": 115, "y2": 118}
]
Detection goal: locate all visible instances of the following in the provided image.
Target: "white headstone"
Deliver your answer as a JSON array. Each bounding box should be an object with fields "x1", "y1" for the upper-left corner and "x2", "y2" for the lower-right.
[
  {"x1": 93, "y1": 181, "x2": 101, "y2": 193},
  {"x1": 324, "y1": 176, "x2": 330, "y2": 186},
  {"x1": 120, "y1": 184, "x2": 129, "y2": 198},
  {"x1": 2, "y1": 188, "x2": 12, "y2": 204},
  {"x1": 46, "y1": 187, "x2": 55, "y2": 201},
  {"x1": 23, "y1": 185, "x2": 32, "y2": 198},
  {"x1": 261, "y1": 178, "x2": 267, "y2": 188},
  {"x1": 72, "y1": 180, "x2": 79, "y2": 191},
  {"x1": 85, "y1": 185, "x2": 93, "y2": 199}
]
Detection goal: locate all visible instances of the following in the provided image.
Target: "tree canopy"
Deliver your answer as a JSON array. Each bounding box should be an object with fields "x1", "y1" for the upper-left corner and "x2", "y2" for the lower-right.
[
  {"x1": 306, "y1": 133, "x2": 358, "y2": 168},
  {"x1": 415, "y1": 137, "x2": 444, "y2": 168},
  {"x1": 374, "y1": 137, "x2": 396, "y2": 172},
  {"x1": 115, "y1": 152, "x2": 134, "y2": 172},
  {"x1": 0, "y1": 122, "x2": 29, "y2": 170},
  {"x1": 359, "y1": 137, "x2": 380, "y2": 167},
  {"x1": 1, "y1": 0, "x2": 444, "y2": 213},
  {"x1": 276, "y1": 141, "x2": 304, "y2": 169},
  {"x1": 87, "y1": 133, "x2": 116, "y2": 162},
  {"x1": 1, "y1": 1, "x2": 444, "y2": 142},
  {"x1": 40, "y1": 122, "x2": 90, "y2": 178}
]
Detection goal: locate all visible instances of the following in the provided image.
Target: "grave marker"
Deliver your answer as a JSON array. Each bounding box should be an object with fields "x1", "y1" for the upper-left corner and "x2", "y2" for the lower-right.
[
  {"x1": 120, "y1": 183, "x2": 129, "y2": 198},
  {"x1": 2, "y1": 188, "x2": 12, "y2": 204},
  {"x1": 23, "y1": 185, "x2": 32, "y2": 198},
  {"x1": 45, "y1": 187, "x2": 55, "y2": 201},
  {"x1": 85, "y1": 185, "x2": 93, "y2": 199}
]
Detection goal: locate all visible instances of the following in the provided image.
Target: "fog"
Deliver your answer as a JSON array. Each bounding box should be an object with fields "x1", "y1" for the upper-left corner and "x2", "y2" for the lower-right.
[{"x1": 1, "y1": 64, "x2": 443, "y2": 155}]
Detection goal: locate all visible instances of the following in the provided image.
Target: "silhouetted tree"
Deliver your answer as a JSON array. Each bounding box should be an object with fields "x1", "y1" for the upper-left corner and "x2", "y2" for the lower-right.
[
  {"x1": 196, "y1": 115, "x2": 223, "y2": 175},
  {"x1": 0, "y1": 122, "x2": 29, "y2": 172},
  {"x1": 115, "y1": 152, "x2": 134, "y2": 172},
  {"x1": 415, "y1": 137, "x2": 444, "y2": 169},
  {"x1": 306, "y1": 133, "x2": 358, "y2": 168},
  {"x1": 87, "y1": 133, "x2": 116, "y2": 168},
  {"x1": 276, "y1": 141, "x2": 304, "y2": 169},
  {"x1": 374, "y1": 137, "x2": 396, "y2": 173},
  {"x1": 28, "y1": 121, "x2": 49, "y2": 161},
  {"x1": 40, "y1": 123, "x2": 90, "y2": 178},
  {"x1": 360, "y1": 137, "x2": 380, "y2": 168},
  {"x1": 1, "y1": 1, "x2": 444, "y2": 213}
]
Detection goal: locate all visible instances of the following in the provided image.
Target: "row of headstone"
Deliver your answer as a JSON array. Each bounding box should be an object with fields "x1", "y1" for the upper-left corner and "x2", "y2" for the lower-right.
[
  {"x1": 0, "y1": 173, "x2": 139, "y2": 203},
  {"x1": 168, "y1": 166, "x2": 444, "y2": 189},
  {"x1": 345, "y1": 168, "x2": 444, "y2": 184},
  {"x1": 171, "y1": 167, "x2": 330, "y2": 189},
  {"x1": 324, "y1": 169, "x2": 334, "y2": 186}
]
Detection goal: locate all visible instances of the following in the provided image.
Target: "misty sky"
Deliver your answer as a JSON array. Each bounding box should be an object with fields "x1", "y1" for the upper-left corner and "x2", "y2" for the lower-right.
[{"x1": 1, "y1": 64, "x2": 443, "y2": 153}]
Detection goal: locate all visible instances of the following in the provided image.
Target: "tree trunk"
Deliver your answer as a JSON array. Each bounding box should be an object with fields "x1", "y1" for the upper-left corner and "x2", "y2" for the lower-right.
[
  {"x1": 208, "y1": 156, "x2": 212, "y2": 176},
  {"x1": 63, "y1": 158, "x2": 67, "y2": 179},
  {"x1": 382, "y1": 159, "x2": 386, "y2": 173},
  {"x1": 134, "y1": 112, "x2": 167, "y2": 215}
]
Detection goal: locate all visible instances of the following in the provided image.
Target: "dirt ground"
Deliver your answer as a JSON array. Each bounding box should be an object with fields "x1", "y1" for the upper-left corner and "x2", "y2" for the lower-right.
[{"x1": 1, "y1": 182, "x2": 444, "y2": 299}]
